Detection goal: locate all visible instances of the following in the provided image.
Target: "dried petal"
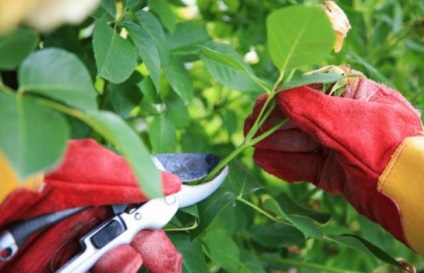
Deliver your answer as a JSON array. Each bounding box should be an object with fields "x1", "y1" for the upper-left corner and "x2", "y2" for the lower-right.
[{"x1": 322, "y1": 1, "x2": 351, "y2": 52}]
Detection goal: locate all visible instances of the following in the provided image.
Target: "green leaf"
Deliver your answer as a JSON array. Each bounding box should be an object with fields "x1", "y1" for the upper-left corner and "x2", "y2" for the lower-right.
[
  {"x1": 199, "y1": 43, "x2": 268, "y2": 92},
  {"x1": 168, "y1": 233, "x2": 208, "y2": 273},
  {"x1": 276, "y1": 193, "x2": 331, "y2": 224},
  {"x1": 168, "y1": 22, "x2": 210, "y2": 51},
  {"x1": 80, "y1": 110, "x2": 162, "y2": 198},
  {"x1": 225, "y1": 160, "x2": 263, "y2": 196},
  {"x1": 19, "y1": 48, "x2": 97, "y2": 111},
  {"x1": 149, "y1": 115, "x2": 176, "y2": 153},
  {"x1": 148, "y1": 0, "x2": 176, "y2": 32},
  {"x1": 290, "y1": 215, "x2": 323, "y2": 238},
  {"x1": 194, "y1": 161, "x2": 263, "y2": 236},
  {"x1": 345, "y1": 52, "x2": 393, "y2": 87},
  {"x1": 202, "y1": 229, "x2": 242, "y2": 273},
  {"x1": 262, "y1": 197, "x2": 288, "y2": 219},
  {"x1": 108, "y1": 72, "x2": 143, "y2": 117},
  {"x1": 163, "y1": 55, "x2": 193, "y2": 104},
  {"x1": 282, "y1": 73, "x2": 345, "y2": 90},
  {"x1": 123, "y1": 0, "x2": 143, "y2": 10},
  {"x1": 93, "y1": 17, "x2": 137, "y2": 84},
  {"x1": 0, "y1": 27, "x2": 39, "y2": 69},
  {"x1": 0, "y1": 92, "x2": 68, "y2": 180},
  {"x1": 134, "y1": 10, "x2": 169, "y2": 64},
  {"x1": 123, "y1": 21, "x2": 161, "y2": 93},
  {"x1": 249, "y1": 223, "x2": 305, "y2": 248},
  {"x1": 326, "y1": 234, "x2": 404, "y2": 268},
  {"x1": 239, "y1": 248, "x2": 267, "y2": 273},
  {"x1": 92, "y1": 0, "x2": 116, "y2": 20},
  {"x1": 194, "y1": 187, "x2": 236, "y2": 237},
  {"x1": 267, "y1": 6, "x2": 335, "y2": 72},
  {"x1": 165, "y1": 92, "x2": 191, "y2": 129},
  {"x1": 139, "y1": 76, "x2": 160, "y2": 103}
]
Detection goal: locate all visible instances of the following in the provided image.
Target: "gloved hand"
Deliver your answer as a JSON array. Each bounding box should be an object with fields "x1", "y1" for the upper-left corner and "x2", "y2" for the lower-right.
[
  {"x1": 0, "y1": 139, "x2": 182, "y2": 273},
  {"x1": 244, "y1": 69, "x2": 424, "y2": 255}
]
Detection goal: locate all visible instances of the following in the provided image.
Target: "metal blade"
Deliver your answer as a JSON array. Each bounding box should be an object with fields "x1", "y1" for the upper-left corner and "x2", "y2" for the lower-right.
[
  {"x1": 153, "y1": 153, "x2": 221, "y2": 182},
  {"x1": 177, "y1": 166, "x2": 229, "y2": 208}
]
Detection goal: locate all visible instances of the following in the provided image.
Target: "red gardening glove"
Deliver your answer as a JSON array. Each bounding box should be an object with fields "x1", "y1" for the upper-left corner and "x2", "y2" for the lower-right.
[
  {"x1": 0, "y1": 139, "x2": 182, "y2": 273},
  {"x1": 244, "y1": 73, "x2": 423, "y2": 247}
]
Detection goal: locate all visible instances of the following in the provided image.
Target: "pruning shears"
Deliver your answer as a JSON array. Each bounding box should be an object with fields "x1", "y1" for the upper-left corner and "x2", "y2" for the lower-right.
[{"x1": 0, "y1": 153, "x2": 229, "y2": 273}]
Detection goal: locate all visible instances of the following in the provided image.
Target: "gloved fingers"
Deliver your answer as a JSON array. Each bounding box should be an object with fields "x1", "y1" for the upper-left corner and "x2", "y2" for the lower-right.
[
  {"x1": 253, "y1": 126, "x2": 320, "y2": 152},
  {"x1": 253, "y1": 149, "x2": 321, "y2": 184},
  {"x1": 0, "y1": 139, "x2": 182, "y2": 223},
  {"x1": 130, "y1": 230, "x2": 182, "y2": 273},
  {"x1": 45, "y1": 139, "x2": 182, "y2": 204},
  {"x1": 91, "y1": 245, "x2": 143, "y2": 273},
  {"x1": 0, "y1": 206, "x2": 107, "y2": 273},
  {"x1": 253, "y1": 149, "x2": 345, "y2": 194},
  {"x1": 276, "y1": 85, "x2": 422, "y2": 173},
  {"x1": 245, "y1": 95, "x2": 319, "y2": 152}
]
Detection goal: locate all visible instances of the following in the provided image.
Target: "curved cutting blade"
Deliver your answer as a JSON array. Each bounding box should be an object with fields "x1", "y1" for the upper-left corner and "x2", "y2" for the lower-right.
[
  {"x1": 153, "y1": 153, "x2": 221, "y2": 182},
  {"x1": 176, "y1": 166, "x2": 229, "y2": 208}
]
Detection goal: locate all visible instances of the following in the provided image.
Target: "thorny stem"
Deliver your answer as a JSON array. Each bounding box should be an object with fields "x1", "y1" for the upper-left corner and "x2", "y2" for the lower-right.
[{"x1": 258, "y1": 256, "x2": 365, "y2": 273}]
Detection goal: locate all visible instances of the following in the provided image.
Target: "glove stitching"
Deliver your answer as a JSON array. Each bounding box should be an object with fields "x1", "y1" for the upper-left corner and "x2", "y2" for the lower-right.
[{"x1": 377, "y1": 137, "x2": 411, "y2": 193}]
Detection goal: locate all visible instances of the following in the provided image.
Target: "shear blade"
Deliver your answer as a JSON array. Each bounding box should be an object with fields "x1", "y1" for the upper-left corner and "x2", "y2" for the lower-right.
[
  {"x1": 176, "y1": 166, "x2": 229, "y2": 208},
  {"x1": 153, "y1": 153, "x2": 221, "y2": 182}
]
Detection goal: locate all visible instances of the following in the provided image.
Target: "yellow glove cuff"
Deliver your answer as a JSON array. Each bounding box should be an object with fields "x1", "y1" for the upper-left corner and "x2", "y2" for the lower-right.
[
  {"x1": 0, "y1": 153, "x2": 44, "y2": 203},
  {"x1": 378, "y1": 136, "x2": 424, "y2": 256}
]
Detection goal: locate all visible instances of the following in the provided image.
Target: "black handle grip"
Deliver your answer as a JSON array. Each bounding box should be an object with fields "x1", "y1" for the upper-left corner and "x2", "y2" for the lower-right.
[{"x1": 8, "y1": 207, "x2": 85, "y2": 247}]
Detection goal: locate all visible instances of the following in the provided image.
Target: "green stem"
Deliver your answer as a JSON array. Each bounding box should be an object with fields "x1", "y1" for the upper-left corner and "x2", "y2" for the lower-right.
[
  {"x1": 236, "y1": 196, "x2": 292, "y2": 225},
  {"x1": 38, "y1": 99, "x2": 83, "y2": 118},
  {"x1": 250, "y1": 118, "x2": 288, "y2": 146},
  {"x1": 245, "y1": 94, "x2": 276, "y2": 140},
  {"x1": 0, "y1": 84, "x2": 16, "y2": 95},
  {"x1": 258, "y1": 256, "x2": 365, "y2": 273},
  {"x1": 204, "y1": 141, "x2": 250, "y2": 181},
  {"x1": 165, "y1": 219, "x2": 198, "y2": 232}
]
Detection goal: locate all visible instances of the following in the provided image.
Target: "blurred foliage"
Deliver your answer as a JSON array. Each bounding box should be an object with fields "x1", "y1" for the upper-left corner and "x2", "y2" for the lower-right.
[{"x1": 0, "y1": 0, "x2": 423, "y2": 272}]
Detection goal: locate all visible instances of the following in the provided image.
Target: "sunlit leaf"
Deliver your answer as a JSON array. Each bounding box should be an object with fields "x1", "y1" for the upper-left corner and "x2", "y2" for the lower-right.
[
  {"x1": 267, "y1": 6, "x2": 335, "y2": 72},
  {"x1": 149, "y1": 115, "x2": 176, "y2": 153},
  {"x1": 168, "y1": 22, "x2": 210, "y2": 51},
  {"x1": 148, "y1": 0, "x2": 176, "y2": 32},
  {"x1": 199, "y1": 43, "x2": 269, "y2": 92},
  {"x1": 0, "y1": 92, "x2": 68, "y2": 180},
  {"x1": 123, "y1": 21, "x2": 161, "y2": 92},
  {"x1": 93, "y1": 17, "x2": 137, "y2": 84},
  {"x1": 134, "y1": 10, "x2": 169, "y2": 64},
  {"x1": 92, "y1": 0, "x2": 116, "y2": 20},
  {"x1": 19, "y1": 48, "x2": 97, "y2": 110},
  {"x1": 0, "y1": 27, "x2": 39, "y2": 69},
  {"x1": 163, "y1": 55, "x2": 193, "y2": 104},
  {"x1": 282, "y1": 73, "x2": 345, "y2": 90}
]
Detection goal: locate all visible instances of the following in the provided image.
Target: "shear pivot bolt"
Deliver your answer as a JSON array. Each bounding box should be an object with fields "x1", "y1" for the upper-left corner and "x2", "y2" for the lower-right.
[{"x1": 135, "y1": 213, "x2": 142, "y2": 220}]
